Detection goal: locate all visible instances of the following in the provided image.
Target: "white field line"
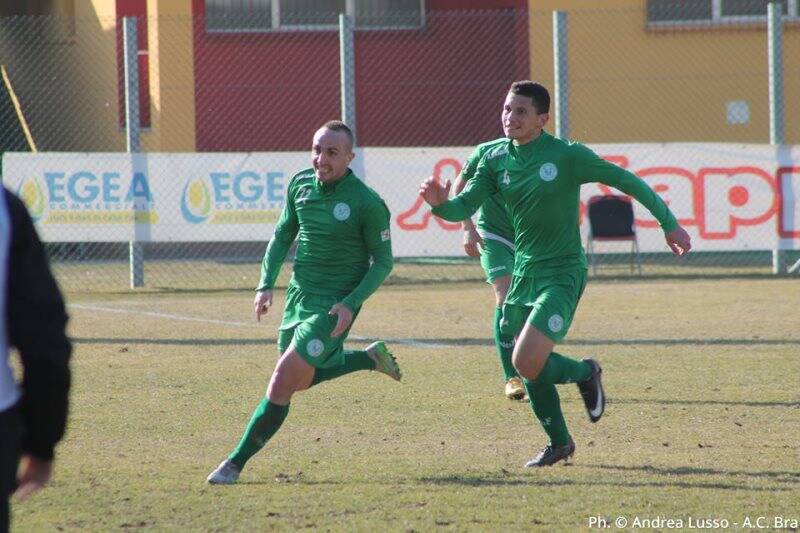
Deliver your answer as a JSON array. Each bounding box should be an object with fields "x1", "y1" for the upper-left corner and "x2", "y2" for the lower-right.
[{"x1": 69, "y1": 302, "x2": 450, "y2": 349}]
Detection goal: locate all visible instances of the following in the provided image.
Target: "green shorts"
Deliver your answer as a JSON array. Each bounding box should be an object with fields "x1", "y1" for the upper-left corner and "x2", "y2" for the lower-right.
[
  {"x1": 479, "y1": 234, "x2": 515, "y2": 283},
  {"x1": 500, "y1": 267, "x2": 587, "y2": 343},
  {"x1": 277, "y1": 284, "x2": 360, "y2": 369}
]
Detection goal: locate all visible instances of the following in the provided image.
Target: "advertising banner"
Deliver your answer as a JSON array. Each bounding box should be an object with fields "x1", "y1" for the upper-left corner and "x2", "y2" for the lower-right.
[{"x1": 3, "y1": 144, "x2": 799, "y2": 256}]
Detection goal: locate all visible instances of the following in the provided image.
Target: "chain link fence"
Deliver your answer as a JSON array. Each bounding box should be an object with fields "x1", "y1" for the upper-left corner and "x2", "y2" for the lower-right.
[{"x1": 1, "y1": 4, "x2": 798, "y2": 292}]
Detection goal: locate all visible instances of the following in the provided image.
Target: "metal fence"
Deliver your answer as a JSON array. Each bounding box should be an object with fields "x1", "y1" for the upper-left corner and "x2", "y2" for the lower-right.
[{"x1": 0, "y1": 3, "x2": 798, "y2": 292}]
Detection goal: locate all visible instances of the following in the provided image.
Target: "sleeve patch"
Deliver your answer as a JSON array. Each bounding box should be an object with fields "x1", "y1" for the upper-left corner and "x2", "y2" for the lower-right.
[{"x1": 380, "y1": 229, "x2": 391, "y2": 242}]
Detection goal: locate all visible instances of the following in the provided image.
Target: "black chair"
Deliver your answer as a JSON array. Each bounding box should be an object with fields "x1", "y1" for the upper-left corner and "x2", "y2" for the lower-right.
[{"x1": 586, "y1": 194, "x2": 641, "y2": 275}]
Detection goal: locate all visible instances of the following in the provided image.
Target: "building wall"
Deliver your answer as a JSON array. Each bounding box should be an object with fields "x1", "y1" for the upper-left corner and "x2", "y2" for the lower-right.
[
  {"x1": 191, "y1": 0, "x2": 528, "y2": 151},
  {"x1": 353, "y1": 3, "x2": 529, "y2": 147},
  {"x1": 0, "y1": 0, "x2": 196, "y2": 153},
  {"x1": 0, "y1": 0, "x2": 123, "y2": 151},
  {"x1": 529, "y1": 0, "x2": 799, "y2": 144},
  {"x1": 144, "y1": 0, "x2": 196, "y2": 152},
  {"x1": 111, "y1": 0, "x2": 197, "y2": 152},
  {"x1": 81, "y1": 0, "x2": 125, "y2": 151},
  {"x1": 190, "y1": 0, "x2": 340, "y2": 151}
]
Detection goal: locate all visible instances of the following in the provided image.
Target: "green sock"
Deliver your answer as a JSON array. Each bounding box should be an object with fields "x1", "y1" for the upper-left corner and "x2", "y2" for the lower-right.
[
  {"x1": 494, "y1": 307, "x2": 517, "y2": 381},
  {"x1": 228, "y1": 398, "x2": 289, "y2": 469},
  {"x1": 535, "y1": 352, "x2": 591, "y2": 385},
  {"x1": 310, "y1": 350, "x2": 375, "y2": 387},
  {"x1": 523, "y1": 379, "x2": 571, "y2": 446}
]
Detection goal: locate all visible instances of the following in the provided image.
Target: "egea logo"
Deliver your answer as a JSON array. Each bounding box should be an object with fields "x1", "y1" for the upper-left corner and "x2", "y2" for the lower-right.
[
  {"x1": 180, "y1": 177, "x2": 212, "y2": 224},
  {"x1": 16, "y1": 177, "x2": 46, "y2": 221},
  {"x1": 179, "y1": 171, "x2": 286, "y2": 224},
  {"x1": 14, "y1": 171, "x2": 155, "y2": 225}
]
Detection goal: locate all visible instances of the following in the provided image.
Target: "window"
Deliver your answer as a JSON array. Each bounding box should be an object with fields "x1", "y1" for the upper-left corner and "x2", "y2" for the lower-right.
[
  {"x1": 647, "y1": 0, "x2": 798, "y2": 26},
  {"x1": 280, "y1": 0, "x2": 346, "y2": 26},
  {"x1": 721, "y1": 0, "x2": 788, "y2": 16},
  {"x1": 648, "y1": 0, "x2": 712, "y2": 22},
  {"x1": 205, "y1": 0, "x2": 424, "y2": 31},
  {"x1": 355, "y1": 0, "x2": 422, "y2": 28},
  {"x1": 205, "y1": 0, "x2": 272, "y2": 31}
]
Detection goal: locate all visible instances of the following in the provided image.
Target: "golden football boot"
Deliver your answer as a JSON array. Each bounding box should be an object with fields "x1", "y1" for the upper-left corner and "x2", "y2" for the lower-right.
[{"x1": 505, "y1": 377, "x2": 525, "y2": 400}]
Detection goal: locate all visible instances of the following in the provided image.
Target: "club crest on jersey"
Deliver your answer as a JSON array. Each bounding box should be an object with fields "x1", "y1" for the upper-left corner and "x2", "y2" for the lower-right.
[
  {"x1": 307, "y1": 339, "x2": 324, "y2": 357},
  {"x1": 548, "y1": 314, "x2": 564, "y2": 333},
  {"x1": 539, "y1": 163, "x2": 558, "y2": 182},
  {"x1": 333, "y1": 202, "x2": 351, "y2": 221}
]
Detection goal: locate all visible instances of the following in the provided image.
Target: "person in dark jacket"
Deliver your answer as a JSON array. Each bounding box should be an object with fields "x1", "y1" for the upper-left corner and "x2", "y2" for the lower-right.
[{"x1": 0, "y1": 187, "x2": 71, "y2": 533}]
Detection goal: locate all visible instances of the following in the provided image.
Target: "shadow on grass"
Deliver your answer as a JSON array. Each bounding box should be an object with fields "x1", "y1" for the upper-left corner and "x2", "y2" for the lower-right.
[
  {"x1": 393, "y1": 337, "x2": 800, "y2": 347},
  {"x1": 71, "y1": 335, "x2": 800, "y2": 348},
  {"x1": 365, "y1": 336, "x2": 799, "y2": 349},
  {"x1": 415, "y1": 474, "x2": 791, "y2": 492},
  {"x1": 563, "y1": 338, "x2": 800, "y2": 347},
  {"x1": 587, "y1": 464, "x2": 800, "y2": 484},
  {"x1": 233, "y1": 465, "x2": 798, "y2": 491},
  {"x1": 608, "y1": 398, "x2": 800, "y2": 408},
  {"x1": 72, "y1": 337, "x2": 275, "y2": 346}
]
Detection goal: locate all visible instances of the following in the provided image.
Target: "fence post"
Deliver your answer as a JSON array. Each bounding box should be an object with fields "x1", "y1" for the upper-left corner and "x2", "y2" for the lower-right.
[
  {"x1": 553, "y1": 11, "x2": 569, "y2": 140},
  {"x1": 339, "y1": 13, "x2": 356, "y2": 143},
  {"x1": 124, "y1": 16, "x2": 144, "y2": 288},
  {"x1": 768, "y1": 2, "x2": 785, "y2": 274}
]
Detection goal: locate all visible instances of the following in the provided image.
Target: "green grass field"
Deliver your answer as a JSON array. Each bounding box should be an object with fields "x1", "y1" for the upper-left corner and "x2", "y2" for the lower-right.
[{"x1": 11, "y1": 278, "x2": 800, "y2": 531}]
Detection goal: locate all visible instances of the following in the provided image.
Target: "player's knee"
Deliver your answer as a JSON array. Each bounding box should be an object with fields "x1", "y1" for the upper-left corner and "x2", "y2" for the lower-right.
[
  {"x1": 512, "y1": 352, "x2": 534, "y2": 379},
  {"x1": 512, "y1": 350, "x2": 544, "y2": 381},
  {"x1": 267, "y1": 370, "x2": 299, "y2": 403}
]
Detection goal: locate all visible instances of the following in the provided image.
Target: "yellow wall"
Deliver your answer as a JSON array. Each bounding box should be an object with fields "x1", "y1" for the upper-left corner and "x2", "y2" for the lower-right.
[
  {"x1": 529, "y1": 0, "x2": 799, "y2": 144},
  {"x1": 0, "y1": 1, "x2": 122, "y2": 151},
  {"x1": 3, "y1": 0, "x2": 196, "y2": 152},
  {"x1": 77, "y1": 0, "x2": 124, "y2": 151},
  {"x1": 142, "y1": 0, "x2": 196, "y2": 152}
]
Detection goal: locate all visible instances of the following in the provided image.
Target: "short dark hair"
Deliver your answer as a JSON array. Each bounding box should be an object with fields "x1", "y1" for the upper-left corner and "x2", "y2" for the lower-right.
[
  {"x1": 321, "y1": 120, "x2": 355, "y2": 148},
  {"x1": 509, "y1": 81, "x2": 550, "y2": 115}
]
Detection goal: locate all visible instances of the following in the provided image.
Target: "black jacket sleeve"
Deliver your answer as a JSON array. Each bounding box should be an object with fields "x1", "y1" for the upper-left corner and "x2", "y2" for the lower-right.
[{"x1": 5, "y1": 189, "x2": 71, "y2": 460}]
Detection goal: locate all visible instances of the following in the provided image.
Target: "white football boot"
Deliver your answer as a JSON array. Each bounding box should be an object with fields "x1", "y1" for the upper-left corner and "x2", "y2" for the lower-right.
[{"x1": 206, "y1": 459, "x2": 240, "y2": 485}]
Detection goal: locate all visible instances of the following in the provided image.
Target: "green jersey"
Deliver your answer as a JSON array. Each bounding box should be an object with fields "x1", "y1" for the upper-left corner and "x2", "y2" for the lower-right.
[
  {"x1": 433, "y1": 131, "x2": 677, "y2": 277},
  {"x1": 257, "y1": 168, "x2": 393, "y2": 312},
  {"x1": 461, "y1": 138, "x2": 514, "y2": 241}
]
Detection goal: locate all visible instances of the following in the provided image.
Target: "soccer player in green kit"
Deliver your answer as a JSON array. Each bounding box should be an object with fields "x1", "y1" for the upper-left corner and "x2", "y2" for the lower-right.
[
  {"x1": 453, "y1": 143, "x2": 524, "y2": 401},
  {"x1": 419, "y1": 81, "x2": 692, "y2": 467},
  {"x1": 207, "y1": 121, "x2": 401, "y2": 484}
]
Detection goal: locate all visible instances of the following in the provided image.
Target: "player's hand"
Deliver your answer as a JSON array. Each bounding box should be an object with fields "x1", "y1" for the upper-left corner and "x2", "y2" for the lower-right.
[
  {"x1": 328, "y1": 303, "x2": 353, "y2": 338},
  {"x1": 418, "y1": 175, "x2": 451, "y2": 207},
  {"x1": 665, "y1": 226, "x2": 692, "y2": 256},
  {"x1": 463, "y1": 226, "x2": 483, "y2": 258},
  {"x1": 14, "y1": 455, "x2": 53, "y2": 502},
  {"x1": 254, "y1": 290, "x2": 273, "y2": 322}
]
